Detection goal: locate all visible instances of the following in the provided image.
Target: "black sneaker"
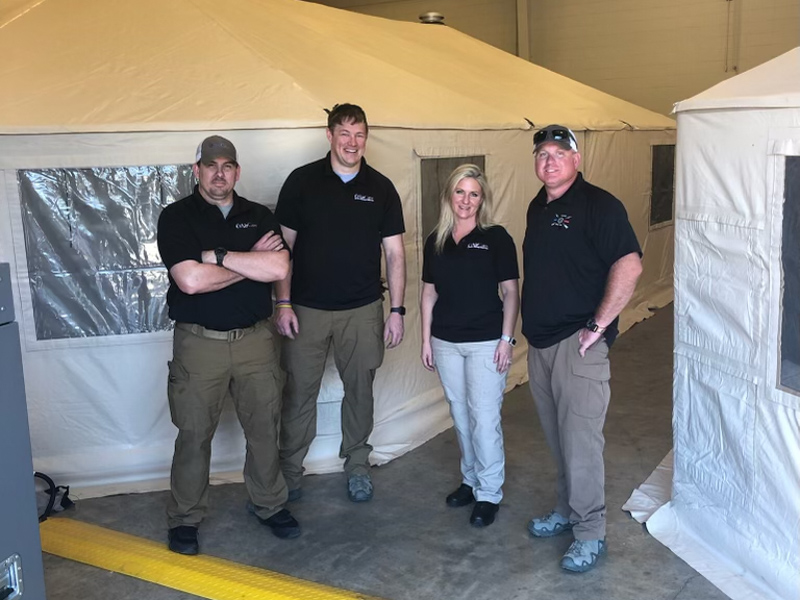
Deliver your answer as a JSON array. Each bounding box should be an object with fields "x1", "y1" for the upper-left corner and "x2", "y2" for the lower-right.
[
  {"x1": 168, "y1": 525, "x2": 199, "y2": 555},
  {"x1": 470, "y1": 501, "x2": 499, "y2": 527},
  {"x1": 258, "y1": 508, "x2": 301, "y2": 539},
  {"x1": 445, "y1": 484, "x2": 475, "y2": 507}
]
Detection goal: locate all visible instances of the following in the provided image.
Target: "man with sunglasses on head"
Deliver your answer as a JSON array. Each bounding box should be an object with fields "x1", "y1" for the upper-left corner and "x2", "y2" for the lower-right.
[
  {"x1": 273, "y1": 103, "x2": 406, "y2": 504},
  {"x1": 521, "y1": 125, "x2": 642, "y2": 573},
  {"x1": 158, "y1": 135, "x2": 300, "y2": 555}
]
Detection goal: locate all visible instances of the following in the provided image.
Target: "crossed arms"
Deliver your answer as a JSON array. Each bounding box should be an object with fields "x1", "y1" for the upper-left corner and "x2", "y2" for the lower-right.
[{"x1": 169, "y1": 231, "x2": 289, "y2": 295}]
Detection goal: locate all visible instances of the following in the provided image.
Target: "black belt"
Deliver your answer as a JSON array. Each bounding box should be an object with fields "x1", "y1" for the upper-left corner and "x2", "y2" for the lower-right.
[{"x1": 176, "y1": 321, "x2": 264, "y2": 342}]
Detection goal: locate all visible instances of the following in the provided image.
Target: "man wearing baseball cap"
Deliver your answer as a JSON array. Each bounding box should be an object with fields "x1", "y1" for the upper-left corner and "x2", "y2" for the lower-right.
[
  {"x1": 521, "y1": 125, "x2": 643, "y2": 572},
  {"x1": 157, "y1": 135, "x2": 300, "y2": 555}
]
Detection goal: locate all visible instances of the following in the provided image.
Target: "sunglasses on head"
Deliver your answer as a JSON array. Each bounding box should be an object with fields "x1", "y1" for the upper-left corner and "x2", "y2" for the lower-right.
[{"x1": 534, "y1": 128, "x2": 575, "y2": 146}]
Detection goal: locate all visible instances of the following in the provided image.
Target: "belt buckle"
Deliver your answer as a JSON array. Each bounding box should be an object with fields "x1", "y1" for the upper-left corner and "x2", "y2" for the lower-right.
[{"x1": 227, "y1": 328, "x2": 245, "y2": 342}]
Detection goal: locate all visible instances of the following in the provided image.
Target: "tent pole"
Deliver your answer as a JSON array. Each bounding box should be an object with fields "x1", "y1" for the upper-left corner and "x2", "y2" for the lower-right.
[{"x1": 516, "y1": 0, "x2": 530, "y2": 61}]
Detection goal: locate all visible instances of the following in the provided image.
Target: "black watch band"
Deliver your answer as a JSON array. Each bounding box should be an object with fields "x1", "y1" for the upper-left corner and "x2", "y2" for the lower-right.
[
  {"x1": 586, "y1": 318, "x2": 606, "y2": 333},
  {"x1": 214, "y1": 247, "x2": 227, "y2": 267},
  {"x1": 390, "y1": 306, "x2": 406, "y2": 316}
]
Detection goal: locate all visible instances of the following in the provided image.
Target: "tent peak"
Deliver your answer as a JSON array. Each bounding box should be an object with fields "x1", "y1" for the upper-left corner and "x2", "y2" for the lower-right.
[{"x1": 675, "y1": 47, "x2": 800, "y2": 112}]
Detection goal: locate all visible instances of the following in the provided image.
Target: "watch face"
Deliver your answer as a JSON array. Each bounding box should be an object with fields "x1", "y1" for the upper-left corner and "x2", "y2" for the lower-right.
[{"x1": 586, "y1": 319, "x2": 605, "y2": 333}]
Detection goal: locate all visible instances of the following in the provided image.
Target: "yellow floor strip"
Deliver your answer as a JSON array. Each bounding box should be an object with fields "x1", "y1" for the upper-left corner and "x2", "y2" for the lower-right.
[{"x1": 41, "y1": 518, "x2": 383, "y2": 600}]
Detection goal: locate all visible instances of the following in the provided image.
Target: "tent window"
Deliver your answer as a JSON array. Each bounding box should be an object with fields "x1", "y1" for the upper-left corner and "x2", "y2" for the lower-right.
[
  {"x1": 780, "y1": 155, "x2": 800, "y2": 393},
  {"x1": 17, "y1": 165, "x2": 193, "y2": 340},
  {"x1": 420, "y1": 156, "x2": 485, "y2": 242},
  {"x1": 650, "y1": 144, "x2": 675, "y2": 229}
]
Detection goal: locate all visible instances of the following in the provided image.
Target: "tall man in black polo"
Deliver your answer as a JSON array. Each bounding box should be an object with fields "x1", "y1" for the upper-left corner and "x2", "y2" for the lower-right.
[
  {"x1": 157, "y1": 135, "x2": 300, "y2": 555},
  {"x1": 274, "y1": 104, "x2": 406, "y2": 503},
  {"x1": 522, "y1": 125, "x2": 642, "y2": 573}
]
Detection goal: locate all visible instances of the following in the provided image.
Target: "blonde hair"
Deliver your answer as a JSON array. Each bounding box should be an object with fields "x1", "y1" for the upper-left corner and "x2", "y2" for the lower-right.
[{"x1": 433, "y1": 164, "x2": 496, "y2": 254}]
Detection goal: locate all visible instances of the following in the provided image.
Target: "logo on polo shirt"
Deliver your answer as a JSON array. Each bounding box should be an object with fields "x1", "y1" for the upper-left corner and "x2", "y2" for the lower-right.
[
  {"x1": 551, "y1": 214, "x2": 571, "y2": 229},
  {"x1": 467, "y1": 243, "x2": 489, "y2": 250},
  {"x1": 354, "y1": 194, "x2": 374, "y2": 202},
  {"x1": 235, "y1": 222, "x2": 257, "y2": 229}
]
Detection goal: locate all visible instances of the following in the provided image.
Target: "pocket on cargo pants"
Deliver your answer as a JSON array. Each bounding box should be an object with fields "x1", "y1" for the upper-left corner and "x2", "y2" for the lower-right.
[
  {"x1": 569, "y1": 339, "x2": 610, "y2": 420},
  {"x1": 167, "y1": 359, "x2": 191, "y2": 427}
]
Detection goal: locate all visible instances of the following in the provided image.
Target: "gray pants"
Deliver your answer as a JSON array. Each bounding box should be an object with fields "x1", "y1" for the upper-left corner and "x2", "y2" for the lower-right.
[
  {"x1": 166, "y1": 321, "x2": 287, "y2": 529},
  {"x1": 527, "y1": 329, "x2": 610, "y2": 540},
  {"x1": 279, "y1": 300, "x2": 385, "y2": 489},
  {"x1": 432, "y1": 337, "x2": 506, "y2": 503}
]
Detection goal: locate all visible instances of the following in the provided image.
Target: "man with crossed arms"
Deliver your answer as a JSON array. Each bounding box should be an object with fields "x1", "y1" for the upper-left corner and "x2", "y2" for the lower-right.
[{"x1": 158, "y1": 136, "x2": 300, "y2": 554}]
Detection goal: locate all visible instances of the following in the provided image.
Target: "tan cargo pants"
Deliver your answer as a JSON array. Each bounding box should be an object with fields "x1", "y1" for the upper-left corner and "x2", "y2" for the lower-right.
[{"x1": 527, "y1": 329, "x2": 611, "y2": 540}]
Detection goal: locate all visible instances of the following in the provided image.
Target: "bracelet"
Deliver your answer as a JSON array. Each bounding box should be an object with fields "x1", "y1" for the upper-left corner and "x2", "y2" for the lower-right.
[{"x1": 275, "y1": 300, "x2": 292, "y2": 309}]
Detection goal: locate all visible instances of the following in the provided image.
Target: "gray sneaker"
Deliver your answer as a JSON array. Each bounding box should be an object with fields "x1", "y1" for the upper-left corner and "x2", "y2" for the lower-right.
[
  {"x1": 560, "y1": 538, "x2": 607, "y2": 573},
  {"x1": 347, "y1": 473, "x2": 373, "y2": 502},
  {"x1": 527, "y1": 510, "x2": 576, "y2": 537}
]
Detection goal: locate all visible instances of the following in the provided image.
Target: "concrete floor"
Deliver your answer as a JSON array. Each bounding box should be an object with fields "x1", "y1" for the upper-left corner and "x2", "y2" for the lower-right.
[{"x1": 42, "y1": 305, "x2": 729, "y2": 600}]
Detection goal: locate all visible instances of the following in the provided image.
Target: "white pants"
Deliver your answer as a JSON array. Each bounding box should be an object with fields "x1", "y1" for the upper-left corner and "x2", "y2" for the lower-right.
[{"x1": 432, "y1": 337, "x2": 507, "y2": 503}]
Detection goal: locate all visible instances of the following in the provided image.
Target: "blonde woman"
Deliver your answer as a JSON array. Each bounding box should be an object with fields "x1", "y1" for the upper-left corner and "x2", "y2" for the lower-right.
[{"x1": 420, "y1": 164, "x2": 519, "y2": 527}]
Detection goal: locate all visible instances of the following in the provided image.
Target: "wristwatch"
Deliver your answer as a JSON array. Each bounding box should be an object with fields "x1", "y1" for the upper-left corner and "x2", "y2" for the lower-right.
[
  {"x1": 214, "y1": 247, "x2": 227, "y2": 267},
  {"x1": 390, "y1": 306, "x2": 406, "y2": 316},
  {"x1": 586, "y1": 318, "x2": 607, "y2": 333},
  {"x1": 501, "y1": 334, "x2": 517, "y2": 346}
]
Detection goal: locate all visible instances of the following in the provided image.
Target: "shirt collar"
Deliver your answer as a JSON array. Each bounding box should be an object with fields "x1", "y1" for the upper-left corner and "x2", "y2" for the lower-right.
[
  {"x1": 447, "y1": 226, "x2": 483, "y2": 248},
  {"x1": 191, "y1": 185, "x2": 246, "y2": 217},
  {"x1": 534, "y1": 172, "x2": 585, "y2": 207},
  {"x1": 323, "y1": 151, "x2": 369, "y2": 184}
]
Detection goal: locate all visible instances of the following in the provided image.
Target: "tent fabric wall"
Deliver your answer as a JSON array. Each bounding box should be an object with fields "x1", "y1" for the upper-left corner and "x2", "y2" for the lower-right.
[
  {"x1": 0, "y1": 128, "x2": 537, "y2": 493},
  {"x1": 644, "y1": 48, "x2": 800, "y2": 600},
  {"x1": 0, "y1": 0, "x2": 676, "y2": 496}
]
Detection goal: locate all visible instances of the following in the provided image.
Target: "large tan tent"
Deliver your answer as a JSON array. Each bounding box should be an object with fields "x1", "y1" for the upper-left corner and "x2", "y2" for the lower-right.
[{"x1": 0, "y1": 0, "x2": 675, "y2": 495}]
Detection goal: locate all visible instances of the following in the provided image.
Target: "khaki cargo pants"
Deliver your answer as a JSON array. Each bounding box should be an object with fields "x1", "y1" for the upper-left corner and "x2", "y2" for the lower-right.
[
  {"x1": 166, "y1": 321, "x2": 287, "y2": 528},
  {"x1": 527, "y1": 329, "x2": 611, "y2": 540}
]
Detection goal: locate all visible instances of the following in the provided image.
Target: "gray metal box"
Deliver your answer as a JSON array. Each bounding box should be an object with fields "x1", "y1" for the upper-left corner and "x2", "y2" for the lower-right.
[
  {"x1": 0, "y1": 263, "x2": 46, "y2": 599},
  {"x1": 0, "y1": 263, "x2": 14, "y2": 326}
]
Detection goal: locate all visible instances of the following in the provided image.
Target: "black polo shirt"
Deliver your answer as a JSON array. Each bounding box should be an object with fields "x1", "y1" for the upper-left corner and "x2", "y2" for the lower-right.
[
  {"x1": 521, "y1": 173, "x2": 641, "y2": 349},
  {"x1": 423, "y1": 225, "x2": 519, "y2": 343},
  {"x1": 276, "y1": 153, "x2": 405, "y2": 310},
  {"x1": 157, "y1": 186, "x2": 284, "y2": 331}
]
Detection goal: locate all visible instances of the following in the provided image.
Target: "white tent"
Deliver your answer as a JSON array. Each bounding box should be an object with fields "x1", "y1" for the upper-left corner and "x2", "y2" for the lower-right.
[
  {"x1": 0, "y1": 0, "x2": 675, "y2": 496},
  {"x1": 642, "y1": 48, "x2": 800, "y2": 600}
]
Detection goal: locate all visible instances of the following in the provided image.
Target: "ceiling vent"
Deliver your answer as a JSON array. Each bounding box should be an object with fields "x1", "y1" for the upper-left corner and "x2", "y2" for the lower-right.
[{"x1": 418, "y1": 12, "x2": 445, "y2": 25}]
